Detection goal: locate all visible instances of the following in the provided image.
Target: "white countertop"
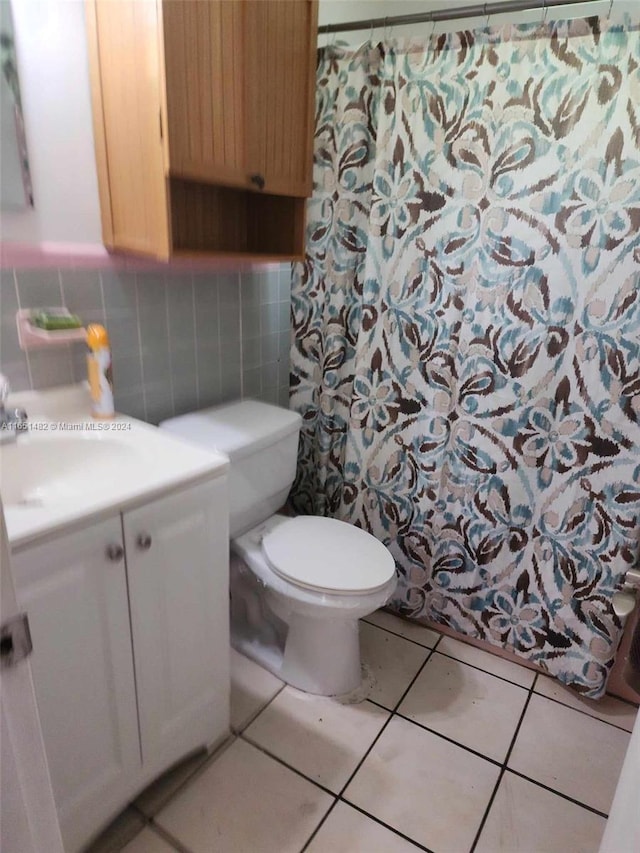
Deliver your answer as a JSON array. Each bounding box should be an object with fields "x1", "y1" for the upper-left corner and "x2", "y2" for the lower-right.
[{"x1": 2, "y1": 384, "x2": 228, "y2": 551}]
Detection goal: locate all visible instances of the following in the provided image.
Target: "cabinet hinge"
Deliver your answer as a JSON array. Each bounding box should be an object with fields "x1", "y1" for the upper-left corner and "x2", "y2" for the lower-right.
[
  {"x1": 1, "y1": 613, "x2": 33, "y2": 669},
  {"x1": 159, "y1": 110, "x2": 163, "y2": 141}
]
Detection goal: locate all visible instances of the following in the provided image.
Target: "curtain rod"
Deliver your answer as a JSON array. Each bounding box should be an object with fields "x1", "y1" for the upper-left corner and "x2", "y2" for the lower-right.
[{"x1": 318, "y1": 0, "x2": 607, "y2": 34}]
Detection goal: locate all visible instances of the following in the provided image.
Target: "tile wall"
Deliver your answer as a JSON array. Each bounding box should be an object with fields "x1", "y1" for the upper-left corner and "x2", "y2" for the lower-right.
[{"x1": 0, "y1": 265, "x2": 292, "y2": 423}]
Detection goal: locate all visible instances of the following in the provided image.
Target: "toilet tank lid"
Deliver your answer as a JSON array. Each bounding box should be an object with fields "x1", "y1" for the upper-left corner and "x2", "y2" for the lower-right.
[{"x1": 160, "y1": 399, "x2": 302, "y2": 460}]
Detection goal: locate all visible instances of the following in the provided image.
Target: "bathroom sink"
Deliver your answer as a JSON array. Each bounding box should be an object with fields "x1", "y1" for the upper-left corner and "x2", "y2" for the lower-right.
[
  {"x1": 0, "y1": 385, "x2": 228, "y2": 549},
  {"x1": 0, "y1": 434, "x2": 141, "y2": 507}
]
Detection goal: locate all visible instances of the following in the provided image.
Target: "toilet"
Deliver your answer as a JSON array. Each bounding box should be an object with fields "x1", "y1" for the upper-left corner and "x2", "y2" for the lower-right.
[{"x1": 161, "y1": 400, "x2": 397, "y2": 696}]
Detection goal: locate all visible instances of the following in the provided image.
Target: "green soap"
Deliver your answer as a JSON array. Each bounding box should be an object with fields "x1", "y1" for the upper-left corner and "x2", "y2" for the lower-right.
[{"x1": 32, "y1": 311, "x2": 83, "y2": 330}]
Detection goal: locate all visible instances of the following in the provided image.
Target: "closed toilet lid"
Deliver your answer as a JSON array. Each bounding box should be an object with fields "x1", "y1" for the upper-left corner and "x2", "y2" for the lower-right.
[{"x1": 261, "y1": 516, "x2": 396, "y2": 594}]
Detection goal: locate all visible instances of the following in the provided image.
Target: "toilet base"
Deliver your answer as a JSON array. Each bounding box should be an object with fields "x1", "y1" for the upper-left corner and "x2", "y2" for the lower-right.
[
  {"x1": 230, "y1": 520, "x2": 397, "y2": 697},
  {"x1": 232, "y1": 615, "x2": 363, "y2": 697},
  {"x1": 279, "y1": 615, "x2": 362, "y2": 695},
  {"x1": 230, "y1": 588, "x2": 364, "y2": 696},
  {"x1": 229, "y1": 551, "x2": 366, "y2": 696}
]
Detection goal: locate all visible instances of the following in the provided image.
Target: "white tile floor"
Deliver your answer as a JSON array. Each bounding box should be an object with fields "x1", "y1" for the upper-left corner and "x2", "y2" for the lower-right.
[{"x1": 88, "y1": 612, "x2": 637, "y2": 853}]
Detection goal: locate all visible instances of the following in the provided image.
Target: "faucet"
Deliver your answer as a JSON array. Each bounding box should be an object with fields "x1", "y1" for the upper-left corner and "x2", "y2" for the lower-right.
[{"x1": 0, "y1": 374, "x2": 28, "y2": 444}]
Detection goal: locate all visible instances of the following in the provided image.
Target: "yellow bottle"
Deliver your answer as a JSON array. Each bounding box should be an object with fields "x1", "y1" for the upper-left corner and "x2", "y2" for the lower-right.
[{"x1": 86, "y1": 324, "x2": 115, "y2": 419}]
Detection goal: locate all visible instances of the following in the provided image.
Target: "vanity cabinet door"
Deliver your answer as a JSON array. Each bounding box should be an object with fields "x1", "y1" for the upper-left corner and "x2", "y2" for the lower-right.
[
  {"x1": 12, "y1": 517, "x2": 140, "y2": 853},
  {"x1": 123, "y1": 477, "x2": 230, "y2": 774}
]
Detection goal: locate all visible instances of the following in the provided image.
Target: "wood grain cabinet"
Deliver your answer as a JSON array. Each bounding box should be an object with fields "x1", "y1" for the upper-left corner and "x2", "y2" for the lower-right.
[{"x1": 86, "y1": 0, "x2": 318, "y2": 262}]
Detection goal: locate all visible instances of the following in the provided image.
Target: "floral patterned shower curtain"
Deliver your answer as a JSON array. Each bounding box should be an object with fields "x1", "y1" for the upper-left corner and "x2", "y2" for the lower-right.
[{"x1": 290, "y1": 15, "x2": 640, "y2": 697}]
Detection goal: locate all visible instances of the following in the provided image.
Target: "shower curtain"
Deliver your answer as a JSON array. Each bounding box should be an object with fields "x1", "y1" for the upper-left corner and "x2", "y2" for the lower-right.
[{"x1": 290, "y1": 14, "x2": 640, "y2": 698}]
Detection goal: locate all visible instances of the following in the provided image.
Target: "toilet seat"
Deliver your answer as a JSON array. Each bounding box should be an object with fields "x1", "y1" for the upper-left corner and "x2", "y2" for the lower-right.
[{"x1": 261, "y1": 516, "x2": 396, "y2": 595}]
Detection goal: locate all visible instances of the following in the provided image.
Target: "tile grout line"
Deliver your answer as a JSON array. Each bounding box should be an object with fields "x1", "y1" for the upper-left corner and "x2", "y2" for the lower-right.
[
  {"x1": 232, "y1": 681, "x2": 287, "y2": 735},
  {"x1": 372, "y1": 686, "x2": 625, "y2": 800},
  {"x1": 363, "y1": 618, "x2": 540, "y2": 687},
  {"x1": 383, "y1": 704, "x2": 626, "y2": 817},
  {"x1": 238, "y1": 272, "x2": 244, "y2": 398},
  {"x1": 57, "y1": 269, "x2": 74, "y2": 385},
  {"x1": 530, "y1": 690, "x2": 637, "y2": 734},
  {"x1": 238, "y1": 733, "x2": 337, "y2": 799},
  {"x1": 129, "y1": 736, "x2": 237, "y2": 834},
  {"x1": 163, "y1": 273, "x2": 176, "y2": 419},
  {"x1": 363, "y1": 620, "x2": 537, "y2": 691},
  {"x1": 505, "y1": 768, "x2": 609, "y2": 819},
  {"x1": 361, "y1": 619, "x2": 441, "y2": 650},
  {"x1": 468, "y1": 672, "x2": 540, "y2": 853},
  {"x1": 191, "y1": 273, "x2": 200, "y2": 409},
  {"x1": 13, "y1": 269, "x2": 34, "y2": 390},
  {"x1": 133, "y1": 274, "x2": 147, "y2": 422},
  {"x1": 299, "y1": 635, "x2": 444, "y2": 852},
  {"x1": 429, "y1": 647, "x2": 534, "y2": 691},
  {"x1": 129, "y1": 674, "x2": 288, "y2": 844},
  {"x1": 333, "y1": 799, "x2": 435, "y2": 853},
  {"x1": 240, "y1": 642, "x2": 441, "y2": 853},
  {"x1": 298, "y1": 798, "x2": 341, "y2": 853},
  {"x1": 240, "y1": 642, "x2": 616, "y2": 852},
  {"x1": 131, "y1": 629, "x2": 625, "y2": 853},
  {"x1": 339, "y1": 633, "x2": 444, "y2": 795},
  {"x1": 98, "y1": 270, "x2": 108, "y2": 325},
  {"x1": 604, "y1": 692, "x2": 640, "y2": 710},
  {"x1": 215, "y1": 273, "x2": 222, "y2": 401},
  {"x1": 145, "y1": 820, "x2": 193, "y2": 853},
  {"x1": 365, "y1": 621, "x2": 637, "y2": 731},
  {"x1": 256, "y1": 272, "x2": 263, "y2": 398},
  {"x1": 391, "y1": 711, "x2": 504, "y2": 769}
]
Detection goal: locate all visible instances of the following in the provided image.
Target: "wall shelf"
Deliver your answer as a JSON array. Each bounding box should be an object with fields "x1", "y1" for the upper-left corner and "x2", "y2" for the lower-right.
[{"x1": 16, "y1": 309, "x2": 87, "y2": 351}]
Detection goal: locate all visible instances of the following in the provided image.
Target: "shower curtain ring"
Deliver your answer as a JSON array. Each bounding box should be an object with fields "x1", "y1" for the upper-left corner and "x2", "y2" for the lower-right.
[
  {"x1": 608, "y1": 0, "x2": 614, "y2": 17},
  {"x1": 484, "y1": 3, "x2": 490, "y2": 27},
  {"x1": 540, "y1": 0, "x2": 547, "y2": 23}
]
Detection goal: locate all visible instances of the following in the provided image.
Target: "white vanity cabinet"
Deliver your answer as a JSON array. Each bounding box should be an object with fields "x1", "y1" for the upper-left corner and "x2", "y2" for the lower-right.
[
  {"x1": 12, "y1": 476, "x2": 229, "y2": 853},
  {"x1": 11, "y1": 515, "x2": 140, "y2": 851},
  {"x1": 123, "y1": 481, "x2": 229, "y2": 774}
]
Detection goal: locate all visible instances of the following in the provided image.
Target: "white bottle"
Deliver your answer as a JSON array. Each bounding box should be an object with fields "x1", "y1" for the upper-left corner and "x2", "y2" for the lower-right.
[{"x1": 86, "y1": 324, "x2": 114, "y2": 419}]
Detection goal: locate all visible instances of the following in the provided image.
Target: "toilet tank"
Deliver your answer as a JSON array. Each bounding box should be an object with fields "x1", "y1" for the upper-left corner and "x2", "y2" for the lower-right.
[{"x1": 161, "y1": 400, "x2": 302, "y2": 537}]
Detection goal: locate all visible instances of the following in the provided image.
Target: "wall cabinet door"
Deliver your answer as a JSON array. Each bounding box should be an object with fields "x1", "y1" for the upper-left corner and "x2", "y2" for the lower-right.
[
  {"x1": 87, "y1": 0, "x2": 170, "y2": 257},
  {"x1": 245, "y1": 0, "x2": 318, "y2": 197},
  {"x1": 161, "y1": 0, "x2": 246, "y2": 189},
  {"x1": 12, "y1": 517, "x2": 140, "y2": 853},
  {"x1": 162, "y1": 0, "x2": 317, "y2": 197},
  {"x1": 123, "y1": 478, "x2": 229, "y2": 773}
]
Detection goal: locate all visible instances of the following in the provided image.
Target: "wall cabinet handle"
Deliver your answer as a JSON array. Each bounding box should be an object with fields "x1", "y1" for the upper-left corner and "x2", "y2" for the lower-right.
[
  {"x1": 249, "y1": 173, "x2": 265, "y2": 190},
  {"x1": 136, "y1": 533, "x2": 152, "y2": 551},
  {"x1": 106, "y1": 543, "x2": 124, "y2": 562}
]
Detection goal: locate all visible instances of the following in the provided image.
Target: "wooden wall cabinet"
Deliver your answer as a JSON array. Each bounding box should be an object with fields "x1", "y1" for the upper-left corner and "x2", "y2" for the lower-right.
[{"x1": 86, "y1": 0, "x2": 318, "y2": 262}]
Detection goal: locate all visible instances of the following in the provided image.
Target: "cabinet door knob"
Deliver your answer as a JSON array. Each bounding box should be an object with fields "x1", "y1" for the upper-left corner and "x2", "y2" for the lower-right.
[
  {"x1": 106, "y1": 543, "x2": 124, "y2": 562},
  {"x1": 249, "y1": 173, "x2": 265, "y2": 190},
  {"x1": 136, "y1": 533, "x2": 152, "y2": 551}
]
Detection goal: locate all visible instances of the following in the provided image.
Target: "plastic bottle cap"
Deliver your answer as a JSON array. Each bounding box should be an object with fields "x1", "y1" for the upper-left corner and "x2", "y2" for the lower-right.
[{"x1": 86, "y1": 323, "x2": 110, "y2": 350}]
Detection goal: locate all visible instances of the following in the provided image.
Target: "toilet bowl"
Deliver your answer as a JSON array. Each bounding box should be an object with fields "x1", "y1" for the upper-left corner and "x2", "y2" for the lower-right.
[
  {"x1": 161, "y1": 399, "x2": 397, "y2": 696},
  {"x1": 233, "y1": 513, "x2": 396, "y2": 695}
]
